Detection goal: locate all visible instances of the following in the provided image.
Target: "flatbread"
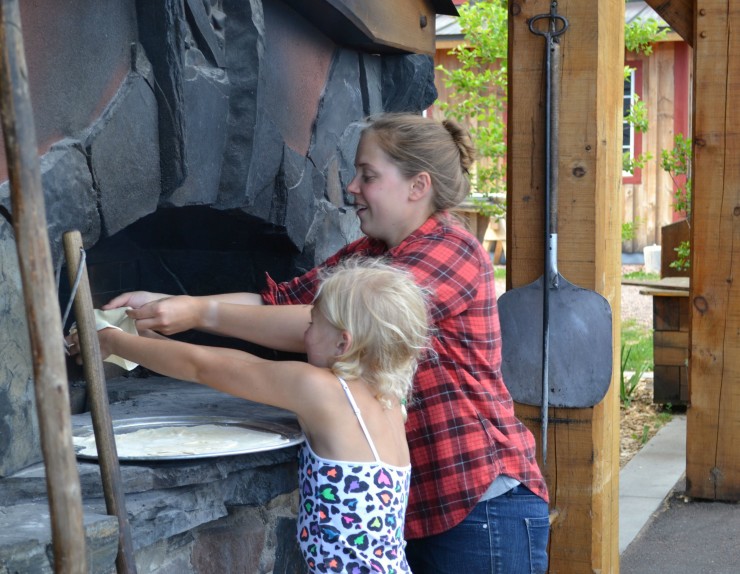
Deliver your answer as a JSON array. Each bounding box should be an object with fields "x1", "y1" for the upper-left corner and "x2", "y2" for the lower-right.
[{"x1": 73, "y1": 424, "x2": 289, "y2": 458}]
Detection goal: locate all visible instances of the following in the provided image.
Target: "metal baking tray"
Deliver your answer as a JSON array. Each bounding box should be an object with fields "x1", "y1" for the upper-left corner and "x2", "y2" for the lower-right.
[{"x1": 72, "y1": 415, "x2": 304, "y2": 461}]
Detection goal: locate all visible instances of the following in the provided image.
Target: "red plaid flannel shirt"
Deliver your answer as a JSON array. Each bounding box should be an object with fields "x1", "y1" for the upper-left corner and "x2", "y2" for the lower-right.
[{"x1": 261, "y1": 214, "x2": 548, "y2": 539}]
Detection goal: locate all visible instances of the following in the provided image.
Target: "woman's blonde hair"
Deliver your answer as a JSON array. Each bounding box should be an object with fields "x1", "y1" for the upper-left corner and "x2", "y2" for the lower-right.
[
  {"x1": 363, "y1": 112, "x2": 476, "y2": 212},
  {"x1": 313, "y1": 257, "x2": 430, "y2": 409}
]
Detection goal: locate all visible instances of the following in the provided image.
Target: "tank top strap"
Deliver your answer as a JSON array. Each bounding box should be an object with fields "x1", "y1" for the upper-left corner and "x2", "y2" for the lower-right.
[{"x1": 336, "y1": 376, "x2": 381, "y2": 463}]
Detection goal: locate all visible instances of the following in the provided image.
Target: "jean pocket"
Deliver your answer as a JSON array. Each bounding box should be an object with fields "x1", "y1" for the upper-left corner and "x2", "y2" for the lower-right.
[{"x1": 524, "y1": 515, "x2": 550, "y2": 574}]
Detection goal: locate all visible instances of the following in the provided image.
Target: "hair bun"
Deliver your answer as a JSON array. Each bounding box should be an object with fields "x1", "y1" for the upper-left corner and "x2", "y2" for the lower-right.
[{"x1": 442, "y1": 119, "x2": 476, "y2": 172}]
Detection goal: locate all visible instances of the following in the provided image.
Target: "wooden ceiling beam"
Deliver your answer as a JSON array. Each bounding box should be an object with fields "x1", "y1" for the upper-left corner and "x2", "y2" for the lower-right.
[{"x1": 644, "y1": 0, "x2": 695, "y2": 46}]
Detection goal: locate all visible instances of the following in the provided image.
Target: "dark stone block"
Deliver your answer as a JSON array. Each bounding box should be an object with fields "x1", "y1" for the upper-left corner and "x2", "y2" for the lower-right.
[
  {"x1": 184, "y1": 0, "x2": 227, "y2": 68},
  {"x1": 0, "y1": 221, "x2": 38, "y2": 477},
  {"x1": 162, "y1": 64, "x2": 230, "y2": 207},
  {"x1": 40, "y1": 140, "x2": 101, "y2": 267},
  {"x1": 361, "y1": 53, "x2": 384, "y2": 116},
  {"x1": 280, "y1": 148, "x2": 316, "y2": 252},
  {"x1": 229, "y1": 116, "x2": 284, "y2": 216},
  {"x1": 217, "y1": 0, "x2": 264, "y2": 207},
  {"x1": 87, "y1": 67, "x2": 161, "y2": 237},
  {"x1": 308, "y1": 49, "x2": 364, "y2": 173},
  {"x1": 0, "y1": 139, "x2": 100, "y2": 270},
  {"x1": 382, "y1": 53, "x2": 438, "y2": 113},
  {"x1": 135, "y1": 1, "x2": 188, "y2": 192},
  {"x1": 296, "y1": 201, "x2": 361, "y2": 272},
  {"x1": 274, "y1": 516, "x2": 307, "y2": 574},
  {"x1": 0, "y1": 503, "x2": 118, "y2": 573},
  {"x1": 192, "y1": 517, "x2": 265, "y2": 574}
]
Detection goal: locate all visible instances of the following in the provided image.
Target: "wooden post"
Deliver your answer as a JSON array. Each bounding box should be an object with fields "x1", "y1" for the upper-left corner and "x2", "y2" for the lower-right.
[
  {"x1": 0, "y1": 1, "x2": 87, "y2": 572},
  {"x1": 64, "y1": 231, "x2": 138, "y2": 574},
  {"x1": 687, "y1": 0, "x2": 740, "y2": 501},
  {"x1": 508, "y1": 1, "x2": 623, "y2": 571}
]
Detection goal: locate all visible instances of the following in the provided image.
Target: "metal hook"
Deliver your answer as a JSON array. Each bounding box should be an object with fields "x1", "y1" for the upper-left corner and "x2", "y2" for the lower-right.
[{"x1": 528, "y1": 1, "x2": 569, "y2": 39}]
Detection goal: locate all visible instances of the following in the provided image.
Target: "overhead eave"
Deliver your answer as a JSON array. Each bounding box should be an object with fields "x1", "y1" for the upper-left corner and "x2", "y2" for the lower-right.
[
  {"x1": 641, "y1": 0, "x2": 693, "y2": 45},
  {"x1": 282, "y1": 0, "x2": 458, "y2": 55}
]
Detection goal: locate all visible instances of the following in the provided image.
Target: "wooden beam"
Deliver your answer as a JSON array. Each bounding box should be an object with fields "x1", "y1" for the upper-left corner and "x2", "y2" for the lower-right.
[
  {"x1": 687, "y1": 0, "x2": 740, "y2": 501},
  {"x1": 507, "y1": 1, "x2": 622, "y2": 571},
  {"x1": 282, "y1": 0, "x2": 445, "y2": 54},
  {"x1": 644, "y1": 0, "x2": 695, "y2": 46}
]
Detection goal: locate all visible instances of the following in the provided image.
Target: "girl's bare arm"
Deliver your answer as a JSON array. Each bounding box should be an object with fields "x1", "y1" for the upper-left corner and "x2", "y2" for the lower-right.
[{"x1": 99, "y1": 329, "x2": 323, "y2": 414}]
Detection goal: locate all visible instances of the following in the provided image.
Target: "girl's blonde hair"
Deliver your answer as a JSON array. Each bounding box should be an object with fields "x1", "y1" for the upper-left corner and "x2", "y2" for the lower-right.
[
  {"x1": 363, "y1": 113, "x2": 476, "y2": 212},
  {"x1": 313, "y1": 257, "x2": 430, "y2": 409}
]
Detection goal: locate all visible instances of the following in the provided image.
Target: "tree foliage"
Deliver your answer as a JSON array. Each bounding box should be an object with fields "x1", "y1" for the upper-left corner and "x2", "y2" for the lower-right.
[{"x1": 435, "y1": 0, "x2": 508, "y2": 218}]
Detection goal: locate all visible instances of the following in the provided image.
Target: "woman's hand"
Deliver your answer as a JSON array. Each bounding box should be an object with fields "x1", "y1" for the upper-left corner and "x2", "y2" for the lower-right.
[
  {"x1": 102, "y1": 290, "x2": 170, "y2": 311},
  {"x1": 123, "y1": 295, "x2": 207, "y2": 335}
]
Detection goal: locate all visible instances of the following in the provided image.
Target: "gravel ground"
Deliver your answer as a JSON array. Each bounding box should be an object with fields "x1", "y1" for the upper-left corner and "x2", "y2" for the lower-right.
[{"x1": 620, "y1": 265, "x2": 654, "y2": 328}]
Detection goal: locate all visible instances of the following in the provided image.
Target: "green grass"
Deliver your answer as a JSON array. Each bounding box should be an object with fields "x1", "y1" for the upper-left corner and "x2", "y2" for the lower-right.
[
  {"x1": 494, "y1": 266, "x2": 507, "y2": 280},
  {"x1": 621, "y1": 318, "x2": 653, "y2": 371},
  {"x1": 622, "y1": 270, "x2": 660, "y2": 281}
]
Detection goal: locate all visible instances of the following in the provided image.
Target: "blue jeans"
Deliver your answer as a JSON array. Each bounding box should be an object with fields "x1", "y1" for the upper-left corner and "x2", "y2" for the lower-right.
[{"x1": 405, "y1": 485, "x2": 550, "y2": 574}]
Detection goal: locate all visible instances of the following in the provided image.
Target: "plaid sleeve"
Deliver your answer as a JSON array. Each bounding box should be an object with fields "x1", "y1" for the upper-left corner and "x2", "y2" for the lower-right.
[{"x1": 260, "y1": 236, "x2": 382, "y2": 305}]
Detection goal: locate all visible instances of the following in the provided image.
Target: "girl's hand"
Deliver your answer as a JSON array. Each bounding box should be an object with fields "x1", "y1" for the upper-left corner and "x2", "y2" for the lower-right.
[
  {"x1": 64, "y1": 328, "x2": 119, "y2": 364},
  {"x1": 64, "y1": 332, "x2": 82, "y2": 364},
  {"x1": 96, "y1": 327, "x2": 119, "y2": 360}
]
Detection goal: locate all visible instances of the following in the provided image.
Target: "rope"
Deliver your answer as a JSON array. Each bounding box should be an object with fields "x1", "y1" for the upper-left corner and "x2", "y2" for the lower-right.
[{"x1": 61, "y1": 247, "x2": 86, "y2": 353}]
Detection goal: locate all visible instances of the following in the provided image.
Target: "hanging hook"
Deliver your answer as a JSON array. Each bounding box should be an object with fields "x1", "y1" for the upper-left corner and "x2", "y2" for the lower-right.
[{"x1": 528, "y1": 1, "x2": 569, "y2": 40}]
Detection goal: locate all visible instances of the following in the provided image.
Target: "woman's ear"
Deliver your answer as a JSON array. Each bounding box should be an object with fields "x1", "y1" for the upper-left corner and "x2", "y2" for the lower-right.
[{"x1": 409, "y1": 172, "x2": 432, "y2": 201}]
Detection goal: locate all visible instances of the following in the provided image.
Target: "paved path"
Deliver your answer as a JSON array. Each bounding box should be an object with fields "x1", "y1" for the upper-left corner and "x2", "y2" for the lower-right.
[
  {"x1": 619, "y1": 413, "x2": 740, "y2": 573},
  {"x1": 619, "y1": 414, "x2": 686, "y2": 553}
]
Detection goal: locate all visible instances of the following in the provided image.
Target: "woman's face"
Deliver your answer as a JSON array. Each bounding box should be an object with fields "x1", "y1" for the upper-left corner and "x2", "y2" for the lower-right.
[
  {"x1": 303, "y1": 307, "x2": 343, "y2": 368},
  {"x1": 347, "y1": 132, "x2": 430, "y2": 247}
]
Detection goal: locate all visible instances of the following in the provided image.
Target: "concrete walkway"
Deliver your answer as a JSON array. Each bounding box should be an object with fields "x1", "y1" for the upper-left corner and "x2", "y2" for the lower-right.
[
  {"x1": 619, "y1": 413, "x2": 686, "y2": 554},
  {"x1": 618, "y1": 411, "x2": 740, "y2": 573}
]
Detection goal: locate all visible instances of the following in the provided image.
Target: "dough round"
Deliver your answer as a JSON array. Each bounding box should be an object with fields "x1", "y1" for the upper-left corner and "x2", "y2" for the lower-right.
[{"x1": 74, "y1": 423, "x2": 289, "y2": 458}]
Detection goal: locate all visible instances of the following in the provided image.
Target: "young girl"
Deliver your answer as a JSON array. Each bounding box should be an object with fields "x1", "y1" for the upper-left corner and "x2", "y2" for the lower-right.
[{"x1": 74, "y1": 258, "x2": 429, "y2": 573}]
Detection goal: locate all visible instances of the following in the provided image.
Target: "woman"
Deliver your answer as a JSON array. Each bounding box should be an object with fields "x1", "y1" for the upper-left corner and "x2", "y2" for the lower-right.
[{"x1": 105, "y1": 113, "x2": 550, "y2": 573}]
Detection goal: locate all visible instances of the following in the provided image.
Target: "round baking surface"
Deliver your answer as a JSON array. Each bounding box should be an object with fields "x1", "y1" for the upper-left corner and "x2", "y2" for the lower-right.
[{"x1": 73, "y1": 415, "x2": 304, "y2": 461}]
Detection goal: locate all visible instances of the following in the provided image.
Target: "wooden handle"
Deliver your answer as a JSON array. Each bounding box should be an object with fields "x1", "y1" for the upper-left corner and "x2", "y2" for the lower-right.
[
  {"x1": 0, "y1": 2, "x2": 88, "y2": 572},
  {"x1": 64, "y1": 230, "x2": 138, "y2": 574}
]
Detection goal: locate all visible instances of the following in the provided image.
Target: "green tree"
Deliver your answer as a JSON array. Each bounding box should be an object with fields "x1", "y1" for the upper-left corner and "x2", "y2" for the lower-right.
[
  {"x1": 435, "y1": 0, "x2": 508, "y2": 219},
  {"x1": 625, "y1": 15, "x2": 668, "y2": 55},
  {"x1": 660, "y1": 134, "x2": 692, "y2": 271}
]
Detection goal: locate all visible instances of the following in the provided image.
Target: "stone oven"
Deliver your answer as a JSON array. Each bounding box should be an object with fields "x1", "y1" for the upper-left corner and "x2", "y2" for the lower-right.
[{"x1": 0, "y1": 0, "x2": 454, "y2": 571}]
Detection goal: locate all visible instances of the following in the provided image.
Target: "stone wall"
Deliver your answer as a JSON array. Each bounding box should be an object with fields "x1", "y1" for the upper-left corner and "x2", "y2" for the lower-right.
[
  {"x1": 0, "y1": 379, "x2": 308, "y2": 573},
  {"x1": 0, "y1": 1, "x2": 437, "y2": 571},
  {"x1": 0, "y1": 0, "x2": 437, "y2": 477}
]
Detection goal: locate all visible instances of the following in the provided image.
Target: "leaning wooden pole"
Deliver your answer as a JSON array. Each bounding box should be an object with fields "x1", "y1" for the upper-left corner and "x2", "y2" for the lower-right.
[
  {"x1": 0, "y1": 1, "x2": 87, "y2": 572},
  {"x1": 64, "y1": 231, "x2": 138, "y2": 574}
]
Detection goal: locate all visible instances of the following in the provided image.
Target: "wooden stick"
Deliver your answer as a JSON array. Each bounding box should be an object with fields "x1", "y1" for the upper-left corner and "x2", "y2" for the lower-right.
[
  {"x1": 64, "y1": 231, "x2": 138, "y2": 574},
  {"x1": 0, "y1": 1, "x2": 87, "y2": 572}
]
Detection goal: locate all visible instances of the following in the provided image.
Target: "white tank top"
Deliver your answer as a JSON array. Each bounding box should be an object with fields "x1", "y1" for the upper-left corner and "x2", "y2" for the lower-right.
[{"x1": 296, "y1": 377, "x2": 411, "y2": 573}]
